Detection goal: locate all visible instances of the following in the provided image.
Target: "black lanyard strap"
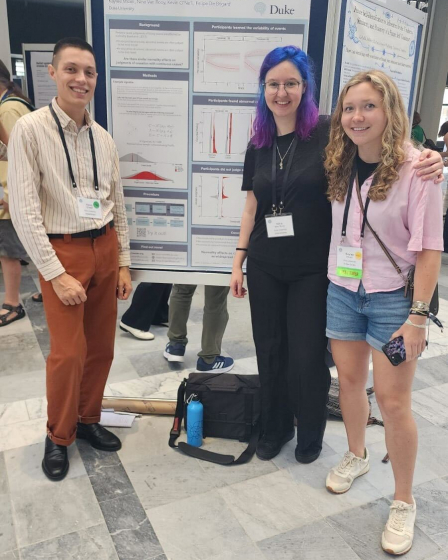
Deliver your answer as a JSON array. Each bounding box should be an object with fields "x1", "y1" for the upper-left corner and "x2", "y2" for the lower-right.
[
  {"x1": 49, "y1": 103, "x2": 99, "y2": 192},
  {"x1": 341, "y1": 161, "x2": 372, "y2": 240},
  {"x1": 271, "y1": 136, "x2": 297, "y2": 214}
]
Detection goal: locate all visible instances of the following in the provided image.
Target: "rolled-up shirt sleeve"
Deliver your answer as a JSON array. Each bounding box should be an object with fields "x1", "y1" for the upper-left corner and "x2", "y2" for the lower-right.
[
  {"x1": 109, "y1": 144, "x2": 131, "y2": 267},
  {"x1": 7, "y1": 120, "x2": 65, "y2": 280},
  {"x1": 407, "y1": 171, "x2": 444, "y2": 252}
]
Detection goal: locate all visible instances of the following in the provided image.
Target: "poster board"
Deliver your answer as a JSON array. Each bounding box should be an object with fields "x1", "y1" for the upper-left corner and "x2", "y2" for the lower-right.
[
  {"x1": 22, "y1": 44, "x2": 57, "y2": 109},
  {"x1": 86, "y1": 0, "x2": 332, "y2": 285},
  {"x1": 320, "y1": 0, "x2": 426, "y2": 116}
]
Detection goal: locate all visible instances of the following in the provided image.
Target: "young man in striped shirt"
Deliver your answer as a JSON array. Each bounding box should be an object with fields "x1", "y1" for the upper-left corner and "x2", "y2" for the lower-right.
[{"x1": 8, "y1": 38, "x2": 132, "y2": 481}]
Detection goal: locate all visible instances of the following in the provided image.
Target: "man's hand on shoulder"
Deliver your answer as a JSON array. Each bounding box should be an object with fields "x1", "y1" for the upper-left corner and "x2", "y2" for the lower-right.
[
  {"x1": 117, "y1": 267, "x2": 132, "y2": 300},
  {"x1": 51, "y1": 272, "x2": 87, "y2": 306}
]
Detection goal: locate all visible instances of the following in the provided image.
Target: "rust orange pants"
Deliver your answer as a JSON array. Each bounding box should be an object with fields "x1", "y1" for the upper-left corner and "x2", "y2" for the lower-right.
[{"x1": 39, "y1": 228, "x2": 119, "y2": 446}]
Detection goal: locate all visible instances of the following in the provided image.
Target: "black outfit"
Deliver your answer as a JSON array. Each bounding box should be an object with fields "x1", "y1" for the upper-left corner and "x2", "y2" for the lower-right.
[
  {"x1": 242, "y1": 116, "x2": 332, "y2": 451},
  {"x1": 356, "y1": 153, "x2": 379, "y2": 186},
  {"x1": 121, "y1": 283, "x2": 172, "y2": 330}
]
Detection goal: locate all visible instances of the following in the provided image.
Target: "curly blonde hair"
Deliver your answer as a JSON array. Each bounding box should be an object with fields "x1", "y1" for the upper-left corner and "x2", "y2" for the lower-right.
[{"x1": 325, "y1": 70, "x2": 409, "y2": 202}]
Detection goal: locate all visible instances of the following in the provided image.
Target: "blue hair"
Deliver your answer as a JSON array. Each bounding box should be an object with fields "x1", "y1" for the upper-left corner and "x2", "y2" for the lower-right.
[{"x1": 251, "y1": 46, "x2": 319, "y2": 148}]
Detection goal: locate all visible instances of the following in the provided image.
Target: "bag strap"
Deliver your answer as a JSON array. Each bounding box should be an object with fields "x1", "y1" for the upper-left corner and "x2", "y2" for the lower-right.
[
  {"x1": 168, "y1": 378, "x2": 187, "y2": 448},
  {"x1": 177, "y1": 423, "x2": 260, "y2": 465},
  {"x1": 1, "y1": 97, "x2": 35, "y2": 112},
  {"x1": 355, "y1": 177, "x2": 407, "y2": 285}
]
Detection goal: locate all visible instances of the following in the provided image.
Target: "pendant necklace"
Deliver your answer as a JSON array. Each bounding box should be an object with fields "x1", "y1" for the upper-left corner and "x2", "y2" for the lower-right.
[{"x1": 276, "y1": 138, "x2": 295, "y2": 170}]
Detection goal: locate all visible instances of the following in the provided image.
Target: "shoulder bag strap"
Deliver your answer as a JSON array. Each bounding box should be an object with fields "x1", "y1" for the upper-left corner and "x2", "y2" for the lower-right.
[
  {"x1": 177, "y1": 423, "x2": 260, "y2": 466},
  {"x1": 1, "y1": 97, "x2": 35, "y2": 112},
  {"x1": 168, "y1": 378, "x2": 187, "y2": 448},
  {"x1": 355, "y1": 177, "x2": 408, "y2": 285}
]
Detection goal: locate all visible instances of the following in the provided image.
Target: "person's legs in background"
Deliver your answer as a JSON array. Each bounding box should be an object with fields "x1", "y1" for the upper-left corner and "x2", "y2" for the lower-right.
[
  {"x1": 120, "y1": 282, "x2": 172, "y2": 340},
  {"x1": 0, "y1": 256, "x2": 25, "y2": 326},
  {"x1": 196, "y1": 285, "x2": 234, "y2": 373},
  {"x1": 164, "y1": 284, "x2": 196, "y2": 362}
]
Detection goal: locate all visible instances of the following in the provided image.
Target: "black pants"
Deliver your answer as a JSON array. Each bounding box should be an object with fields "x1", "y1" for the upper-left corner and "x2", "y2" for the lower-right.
[
  {"x1": 247, "y1": 257, "x2": 330, "y2": 450},
  {"x1": 121, "y1": 282, "x2": 172, "y2": 331}
]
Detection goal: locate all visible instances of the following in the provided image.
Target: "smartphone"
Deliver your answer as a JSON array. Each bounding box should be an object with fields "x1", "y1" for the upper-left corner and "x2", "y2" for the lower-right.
[{"x1": 382, "y1": 336, "x2": 406, "y2": 366}]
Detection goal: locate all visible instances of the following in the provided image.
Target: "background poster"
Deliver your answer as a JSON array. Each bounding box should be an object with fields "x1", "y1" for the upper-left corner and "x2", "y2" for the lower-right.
[
  {"x1": 103, "y1": 0, "x2": 311, "y2": 277},
  {"x1": 29, "y1": 51, "x2": 57, "y2": 108},
  {"x1": 339, "y1": 0, "x2": 420, "y2": 111}
]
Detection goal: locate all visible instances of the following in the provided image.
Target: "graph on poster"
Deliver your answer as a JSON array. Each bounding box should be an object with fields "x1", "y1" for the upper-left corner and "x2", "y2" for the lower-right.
[
  {"x1": 120, "y1": 152, "x2": 185, "y2": 188},
  {"x1": 192, "y1": 172, "x2": 246, "y2": 227},
  {"x1": 193, "y1": 24, "x2": 305, "y2": 94},
  {"x1": 193, "y1": 104, "x2": 255, "y2": 163}
]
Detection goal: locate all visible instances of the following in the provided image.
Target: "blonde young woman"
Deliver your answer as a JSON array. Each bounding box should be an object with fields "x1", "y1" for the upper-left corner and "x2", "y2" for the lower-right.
[{"x1": 324, "y1": 70, "x2": 443, "y2": 555}]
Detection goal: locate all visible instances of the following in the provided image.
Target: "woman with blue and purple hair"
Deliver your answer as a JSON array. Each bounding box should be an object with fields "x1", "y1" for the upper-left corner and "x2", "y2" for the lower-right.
[{"x1": 230, "y1": 45, "x2": 443, "y2": 464}]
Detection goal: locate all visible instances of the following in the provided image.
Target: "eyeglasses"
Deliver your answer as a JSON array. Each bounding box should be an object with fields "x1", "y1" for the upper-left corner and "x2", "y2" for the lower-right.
[{"x1": 263, "y1": 80, "x2": 302, "y2": 93}]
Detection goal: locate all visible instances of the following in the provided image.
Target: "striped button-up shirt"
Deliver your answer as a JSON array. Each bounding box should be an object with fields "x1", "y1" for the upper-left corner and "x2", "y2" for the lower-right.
[
  {"x1": 8, "y1": 98, "x2": 130, "y2": 280},
  {"x1": 0, "y1": 141, "x2": 5, "y2": 161}
]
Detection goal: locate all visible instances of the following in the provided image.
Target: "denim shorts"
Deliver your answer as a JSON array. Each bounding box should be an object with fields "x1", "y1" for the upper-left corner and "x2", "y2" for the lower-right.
[{"x1": 326, "y1": 281, "x2": 411, "y2": 352}]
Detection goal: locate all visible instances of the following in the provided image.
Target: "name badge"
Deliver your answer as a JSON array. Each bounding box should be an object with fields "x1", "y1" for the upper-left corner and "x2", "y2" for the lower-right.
[
  {"x1": 336, "y1": 245, "x2": 363, "y2": 278},
  {"x1": 77, "y1": 197, "x2": 102, "y2": 219},
  {"x1": 265, "y1": 213, "x2": 294, "y2": 238}
]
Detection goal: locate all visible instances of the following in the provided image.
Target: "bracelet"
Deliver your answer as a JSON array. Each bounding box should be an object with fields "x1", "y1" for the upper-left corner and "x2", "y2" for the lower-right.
[
  {"x1": 411, "y1": 301, "x2": 430, "y2": 312},
  {"x1": 405, "y1": 319, "x2": 427, "y2": 329},
  {"x1": 236, "y1": 247, "x2": 248, "y2": 251},
  {"x1": 409, "y1": 309, "x2": 429, "y2": 317}
]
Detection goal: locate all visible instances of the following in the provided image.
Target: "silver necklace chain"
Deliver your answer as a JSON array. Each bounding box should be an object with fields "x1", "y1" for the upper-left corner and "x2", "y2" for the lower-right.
[{"x1": 276, "y1": 138, "x2": 295, "y2": 170}]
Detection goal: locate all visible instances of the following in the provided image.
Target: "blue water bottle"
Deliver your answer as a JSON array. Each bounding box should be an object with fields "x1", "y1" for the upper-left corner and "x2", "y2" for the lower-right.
[{"x1": 187, "y1": 394, "x2": 203, "y2": 447}]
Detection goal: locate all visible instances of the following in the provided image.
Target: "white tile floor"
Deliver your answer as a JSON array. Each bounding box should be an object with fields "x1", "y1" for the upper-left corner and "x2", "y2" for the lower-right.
[{"x1": 1, "y1": 257, "x2": 448, "y2": 559}]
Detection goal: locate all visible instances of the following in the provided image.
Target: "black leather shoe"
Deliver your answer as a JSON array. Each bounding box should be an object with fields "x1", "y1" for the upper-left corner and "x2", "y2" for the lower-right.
[
  {"x1": 76, "y1": 422, "x2": 122, "y2": 451},
  {"x1": 295, "y1": 442, "x2": 322, "y2": 464},
  {"x1": 256, "y1": 429, "x2": 295, "y2": 461},
  {"x1": 42, "y1": 436, "x2": 69, "y2": 481}
]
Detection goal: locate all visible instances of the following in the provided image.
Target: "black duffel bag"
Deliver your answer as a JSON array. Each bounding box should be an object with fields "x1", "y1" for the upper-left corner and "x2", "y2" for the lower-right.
[{"x1": 169, "y1": 372, "x2": 261, "y2": 465}]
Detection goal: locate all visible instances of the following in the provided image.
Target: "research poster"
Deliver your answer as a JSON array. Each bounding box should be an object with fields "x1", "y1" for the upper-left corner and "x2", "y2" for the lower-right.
[
  {"x1": 29, "y1": 51, "x2": 57, "y2": 108},
  {"x1": 339, "y1": 0, "x2": 422, "y2": 112},
  {"x1": 104, "y1": 0, "x2": 310, "y2": 273}
]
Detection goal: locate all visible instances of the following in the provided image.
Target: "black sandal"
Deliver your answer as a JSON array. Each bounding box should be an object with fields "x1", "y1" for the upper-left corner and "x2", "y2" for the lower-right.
[
  {"x1": 0, "y1": 303, "x2": 26, "y2": 327},
  {"x1": 32, "y1": 293, "x2": 43, "y2": 303}
]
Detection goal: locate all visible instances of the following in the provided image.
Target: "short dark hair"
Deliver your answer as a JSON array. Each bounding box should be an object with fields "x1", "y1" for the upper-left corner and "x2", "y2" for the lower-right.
[
  {"x1": 53, "y1": 38, "x2": 96, "y2": 66},
  {"x1": 439, "y1": 121, "x2": 448, "y2": 138}
]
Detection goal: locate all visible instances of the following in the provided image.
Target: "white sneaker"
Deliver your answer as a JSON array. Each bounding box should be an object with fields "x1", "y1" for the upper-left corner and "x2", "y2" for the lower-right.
[
  {"x1": 326, "y1": 449, "x2": 370, "y2": 494},
  {"x1": 381, "y1": 498, "x2": 416, "y2": 556},
  {"x1": 119, "y1": 321, "x2": 155, "y2": 340}
]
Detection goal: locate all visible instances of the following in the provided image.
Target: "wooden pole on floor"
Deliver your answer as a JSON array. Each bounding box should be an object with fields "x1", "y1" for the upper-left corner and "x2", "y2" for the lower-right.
[{"x1": 102, "y1": 396, "x2": 176, "y2": 415}]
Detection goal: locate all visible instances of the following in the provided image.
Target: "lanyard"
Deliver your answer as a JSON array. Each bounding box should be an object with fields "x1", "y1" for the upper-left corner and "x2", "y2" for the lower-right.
[
  {"x1": 270, "y1": 136, "x2": 297, "y2": 215},
  {"x1": 48, "y1": 103, "x2": 99, "y2": 192},
  {"x1": 341, "y1": 162, "x2": 372, "y2": 241}
]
